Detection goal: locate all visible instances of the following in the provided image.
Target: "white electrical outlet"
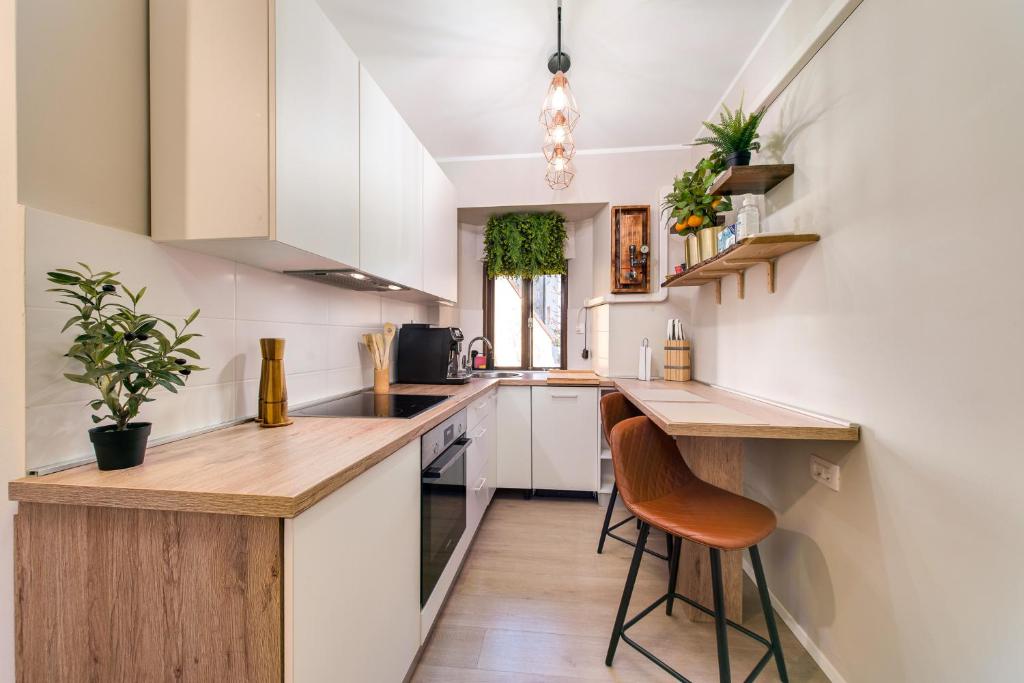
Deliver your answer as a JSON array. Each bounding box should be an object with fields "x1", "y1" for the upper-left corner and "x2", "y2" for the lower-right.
[{"x1": 810, "y1": 455, "x2": 840, "y2": 492}]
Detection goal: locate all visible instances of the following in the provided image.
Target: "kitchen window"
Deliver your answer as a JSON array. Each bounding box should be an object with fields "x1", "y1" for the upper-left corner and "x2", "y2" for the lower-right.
[{"x1": 483, "y1": 270, "x2": 568, "y2": 370}]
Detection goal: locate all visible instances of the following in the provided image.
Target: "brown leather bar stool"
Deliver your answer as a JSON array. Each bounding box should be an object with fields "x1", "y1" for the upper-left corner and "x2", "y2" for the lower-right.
[
  {"x1": 605, "y1": 415, "x2": 789, "y2": 683},
  {"x1": 597, "y1": 392, "x2": 672, "y2": 562}
]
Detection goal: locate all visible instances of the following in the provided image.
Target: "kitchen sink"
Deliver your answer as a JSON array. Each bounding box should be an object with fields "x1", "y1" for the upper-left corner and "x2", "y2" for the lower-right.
[{"x1": 472, "y1": 371, "x2": 523, "y2": 378}]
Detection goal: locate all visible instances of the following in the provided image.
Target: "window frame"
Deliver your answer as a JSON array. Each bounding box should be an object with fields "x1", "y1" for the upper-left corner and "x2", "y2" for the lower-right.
[{"x1": 483, "y1": 266, "x2": 568, "y2": 371}]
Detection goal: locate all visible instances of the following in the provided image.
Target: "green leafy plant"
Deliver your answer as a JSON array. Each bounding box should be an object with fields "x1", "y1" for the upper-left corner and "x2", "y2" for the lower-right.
[
  {"x1": 484, "y1": 212, "x2": 567, "y2": 279},
  {"x1": 662, "y1": 155, "x2": 732, "y2": 236},
  {"x1": 694, "y1": 99, "x2": 766, "y2": 156},
  {"x1": 47, "y1": 264, "x2": 204, "y2": 431}
]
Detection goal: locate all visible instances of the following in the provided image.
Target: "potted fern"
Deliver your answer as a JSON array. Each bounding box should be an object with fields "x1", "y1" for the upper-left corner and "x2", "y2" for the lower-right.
[
  {"x1": 47, "y1": 264, "x2": 204, "y2": 470},
  {"x1": 695, "y1": 100, "x2": 766, "y2": 167}
]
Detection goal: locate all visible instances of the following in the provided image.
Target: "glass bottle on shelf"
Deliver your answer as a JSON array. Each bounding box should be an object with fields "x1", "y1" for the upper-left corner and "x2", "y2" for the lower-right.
[{"x1": 736, "y1": 194, "x2": 760, "y2": 240}]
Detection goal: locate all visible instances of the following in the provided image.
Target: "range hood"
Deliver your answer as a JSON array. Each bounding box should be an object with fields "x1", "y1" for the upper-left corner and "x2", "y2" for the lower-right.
[
  {"x1": 285, "y1": 268, "x2": 453, "y2": 306},
  {"x1": 285, "y1": 268, "x2": 407, "y2": 293}
]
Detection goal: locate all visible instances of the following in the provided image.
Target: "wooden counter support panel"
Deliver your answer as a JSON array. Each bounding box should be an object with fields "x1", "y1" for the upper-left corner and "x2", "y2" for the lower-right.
[
  {"x1": 675, "y1": 437, "x2": 743, "y2": 623},
  {"x1": 14, "y1": 503, "x2": 282, "y2": 682}
]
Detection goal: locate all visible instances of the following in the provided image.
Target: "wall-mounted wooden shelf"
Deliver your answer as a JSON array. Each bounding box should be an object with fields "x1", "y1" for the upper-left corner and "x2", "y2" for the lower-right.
[
  {"x1": 708, "y1": 164, "x2": 794, "y2": 196},
  {"x1": 661, "y1": 233, "x2": 819, "y2": 304}
]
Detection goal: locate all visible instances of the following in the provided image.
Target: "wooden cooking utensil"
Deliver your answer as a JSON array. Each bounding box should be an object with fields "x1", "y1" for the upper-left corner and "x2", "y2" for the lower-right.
[{"x1": 383, "y1": 323, "x2": 397, "y2": 361}]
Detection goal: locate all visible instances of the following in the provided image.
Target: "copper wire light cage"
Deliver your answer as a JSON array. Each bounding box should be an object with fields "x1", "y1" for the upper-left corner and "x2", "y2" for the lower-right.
[{"x1": 539, "y1": 0, "x2": 579, "y2": 189}]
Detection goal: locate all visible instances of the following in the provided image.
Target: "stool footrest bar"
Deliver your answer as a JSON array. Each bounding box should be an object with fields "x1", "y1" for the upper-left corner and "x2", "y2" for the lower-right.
[
  {"x1": 605, "y1": 531, "x2": 670, "y2": 560},
  {"x1": 618, "y1": 590, "x2": 774, "y2": 682}
]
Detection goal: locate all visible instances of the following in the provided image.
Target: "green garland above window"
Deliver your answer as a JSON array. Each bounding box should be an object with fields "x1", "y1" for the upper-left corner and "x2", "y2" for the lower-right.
[{"x1": 484, "y1": 212, "x2": 567, "y2": 279}]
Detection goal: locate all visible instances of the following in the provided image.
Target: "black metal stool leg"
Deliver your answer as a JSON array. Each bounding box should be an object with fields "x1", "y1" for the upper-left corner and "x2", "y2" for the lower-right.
[
  {"x1": 709, "y1": 548, "x2": 731, "y2": 683},
  {"x1": 597, "y1": 483, "x2": 619, "y2": 554},
  {"x1": 666, "y1": 536, "x2": 680, "y2": 615},
  {"x1": 606, "y1": 522, "x2": 649, "y2": 666},
  {"x1": 750, "y1": 545, "x2": 788, "y2": 682}
]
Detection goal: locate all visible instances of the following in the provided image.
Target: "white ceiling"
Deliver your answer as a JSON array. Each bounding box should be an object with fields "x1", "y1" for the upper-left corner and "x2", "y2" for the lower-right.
[{"x1": 318, "y1": 0, "x2": 785, "y2": 159}]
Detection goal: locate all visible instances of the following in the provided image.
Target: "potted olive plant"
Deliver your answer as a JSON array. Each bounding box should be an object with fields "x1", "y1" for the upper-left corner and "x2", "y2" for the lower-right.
[
  {"x1": 47, "y1": 264, "x2": 204, "y2": 470},
  {"x1": 695, "y1": 100, "x2": 766, "y2": 167}
]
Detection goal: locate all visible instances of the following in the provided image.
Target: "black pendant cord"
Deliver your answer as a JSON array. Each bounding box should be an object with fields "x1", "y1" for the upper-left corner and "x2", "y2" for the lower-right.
[
  {"x1": 547, "y1": 0, "x2": 570, "y2": 74},
  {"x1": 557, "y1": 1, "x2": 562, "y2": 62}
]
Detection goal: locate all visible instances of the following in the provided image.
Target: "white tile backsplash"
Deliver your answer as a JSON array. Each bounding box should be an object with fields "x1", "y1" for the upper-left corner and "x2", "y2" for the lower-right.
[
  {"x1": 26, "y1": 209, "x2": 237, "y2": 318},
  {"x1": 24, "y1": 209, "x2": 435, "y2": 472}
]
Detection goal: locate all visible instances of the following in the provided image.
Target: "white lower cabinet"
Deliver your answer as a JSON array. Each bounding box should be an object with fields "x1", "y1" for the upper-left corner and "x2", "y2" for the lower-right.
[
  {"x1": 496, "y1": 386, "x2": 532, "y2": 488},
  {"x1": 531, "y1": 387, "x2": 600, "y2": 491},
  {"x1": 284, "y1": 440, "x2": 420, "y2": 683}
]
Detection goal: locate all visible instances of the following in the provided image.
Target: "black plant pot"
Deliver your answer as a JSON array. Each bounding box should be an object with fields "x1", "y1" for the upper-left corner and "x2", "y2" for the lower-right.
[
  {"x1": 89, "y1": 422, "x2": 152, "y2": 470},
  {"x1": 725, "y1": 151, "x2": 751, "y2": 167}
]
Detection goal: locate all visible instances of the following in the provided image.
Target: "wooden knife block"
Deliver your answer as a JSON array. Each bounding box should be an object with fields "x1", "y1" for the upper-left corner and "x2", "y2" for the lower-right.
[{"x1": 663, "y1": 339, "x2": 691, "y2": 382}]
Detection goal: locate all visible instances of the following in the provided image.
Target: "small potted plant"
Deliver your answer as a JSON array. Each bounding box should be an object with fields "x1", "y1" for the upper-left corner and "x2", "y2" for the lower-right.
[
  {"x1": 662, "y1": 154, "x2": 732, "y2": 264},
  {"x1": 695, "y1": 99, "x2": 766, "y2": 167},
  {"x1": 47, "y1": 264, "x2": 204, "y2": 470}
]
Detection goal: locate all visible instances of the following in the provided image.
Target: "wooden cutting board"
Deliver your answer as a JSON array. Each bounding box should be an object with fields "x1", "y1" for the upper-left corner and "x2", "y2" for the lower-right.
[{"x1": 546, "y1": 370, "x2": 602, "y2": 385}]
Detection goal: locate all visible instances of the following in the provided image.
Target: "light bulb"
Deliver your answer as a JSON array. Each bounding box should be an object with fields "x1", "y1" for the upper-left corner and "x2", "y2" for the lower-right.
[
  {"x1": 349, "y1": 272, "x2": 367, "y2": 280},
  {"x1": 551, "y1": 86, "x2": 566, "y2": 110},
  {"x1": 387, "y1": 284, "x2": 402, "y2": 291}
]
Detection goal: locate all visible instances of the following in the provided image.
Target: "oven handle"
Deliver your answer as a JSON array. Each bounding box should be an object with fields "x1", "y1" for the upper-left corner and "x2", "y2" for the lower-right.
[{"x1": 422, "y1": 437, "x2": 471, "y2": 479}]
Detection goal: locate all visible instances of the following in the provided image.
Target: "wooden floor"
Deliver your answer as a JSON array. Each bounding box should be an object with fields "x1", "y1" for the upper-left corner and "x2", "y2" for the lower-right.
[{"x1": 412, "y1": 492, "x2": 829, "y2": 683}]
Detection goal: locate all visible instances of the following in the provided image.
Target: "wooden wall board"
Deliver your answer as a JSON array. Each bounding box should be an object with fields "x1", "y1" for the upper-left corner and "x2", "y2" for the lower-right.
[{"x1": 610, "y1": 205, "x2": 651, "y2": 294}]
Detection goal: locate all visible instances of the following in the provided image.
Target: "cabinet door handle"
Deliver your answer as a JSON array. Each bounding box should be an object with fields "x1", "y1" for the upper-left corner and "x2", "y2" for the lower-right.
[
  {"x1": 472, "y1": 426, "x2": 488, "y2": 439},
  {"x1": 474, "y1": 477, "x2": 487, "y2": 492},
  {"x1": 551, "y1": 393, "x2": 579, "y2": 399}
]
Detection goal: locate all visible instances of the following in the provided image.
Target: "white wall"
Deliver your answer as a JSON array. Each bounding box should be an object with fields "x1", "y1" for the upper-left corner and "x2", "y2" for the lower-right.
[
  {"x1": 0, "y1": 0, "x2": 23, "y2": 678},
  {"x1": 24, "y1": 209, "x2": 432, "y2": 473},
  {"x1": 443, "y1": 149, "x2": 697, "y2": 375},
  {"x1": 689, "y1": 0, "x2": 1024, "y2": 680}
]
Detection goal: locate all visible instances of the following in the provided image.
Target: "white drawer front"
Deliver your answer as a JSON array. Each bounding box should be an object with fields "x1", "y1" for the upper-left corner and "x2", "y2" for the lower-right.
[
  {"x1": 467, "y1": 388, "x2": 495, "y2": 431},
  {"x1": 531, "y1": 387, "x2": 599, "y2": 492}
]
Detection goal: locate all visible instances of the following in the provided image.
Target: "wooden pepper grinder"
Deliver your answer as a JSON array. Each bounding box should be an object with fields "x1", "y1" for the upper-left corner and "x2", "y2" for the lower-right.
[{"x1": 257, "y1": 338, "x2": 293, "y2": 427}]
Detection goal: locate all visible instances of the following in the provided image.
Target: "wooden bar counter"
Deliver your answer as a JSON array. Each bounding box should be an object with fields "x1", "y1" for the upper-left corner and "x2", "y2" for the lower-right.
[{"x1": 613, "y1": 379, "x2": 859, "y2": 622}]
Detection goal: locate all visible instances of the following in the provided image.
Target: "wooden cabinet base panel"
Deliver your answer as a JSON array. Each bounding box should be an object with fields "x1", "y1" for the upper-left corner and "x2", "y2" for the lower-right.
[{"x1": 14, "y1": 503, "x2": 282, "y2": 682}]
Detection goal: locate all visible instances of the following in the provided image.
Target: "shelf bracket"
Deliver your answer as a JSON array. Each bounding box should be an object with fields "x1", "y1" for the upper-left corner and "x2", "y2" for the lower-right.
[
  {"x1": 714, "y1": 279, "x2": 722, "y2": 305},
  {"x1": 768, "y1": 259, "x2": 776, "y2": 293},
  {"x1": 737, "y1": 270, "x2": 745, "y2": 300}
]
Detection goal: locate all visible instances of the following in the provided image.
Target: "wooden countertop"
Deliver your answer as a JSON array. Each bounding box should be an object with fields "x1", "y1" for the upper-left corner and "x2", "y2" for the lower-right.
[
  {"x1": 8, "y1": 374, "x2": 612, "y2": 517},
  {"x1": 613, "y1": 379, "x2": 859, "y2": 441},
  {"x1": 9, "y1": 381, "x2": 504, "y2": 517}
]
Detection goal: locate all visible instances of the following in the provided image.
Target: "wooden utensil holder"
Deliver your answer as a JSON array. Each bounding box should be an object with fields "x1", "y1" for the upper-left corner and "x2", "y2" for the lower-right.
[
  {"x1": 663, "y1": 339, "x2": 691, "y2": 382},
  {"x1": 373, "y1": 368, "x2": 390, "y2": 394}
]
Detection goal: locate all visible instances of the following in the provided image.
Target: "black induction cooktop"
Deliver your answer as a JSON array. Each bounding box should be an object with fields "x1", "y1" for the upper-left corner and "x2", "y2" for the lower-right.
[{"x1": 290, "y1": 392, "x2": 451, "y2": 419}]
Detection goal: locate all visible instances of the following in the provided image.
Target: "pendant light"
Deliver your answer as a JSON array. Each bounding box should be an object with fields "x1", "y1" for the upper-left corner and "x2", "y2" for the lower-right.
[{"x1": 540, "y1": 0, "x2": 578, "y2": 189}]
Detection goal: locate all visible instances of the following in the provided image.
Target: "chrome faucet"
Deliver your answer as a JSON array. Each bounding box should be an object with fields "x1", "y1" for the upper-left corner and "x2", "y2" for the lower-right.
[{"x1": 463, "y1": 336, "x2": 493, "y2": 371}]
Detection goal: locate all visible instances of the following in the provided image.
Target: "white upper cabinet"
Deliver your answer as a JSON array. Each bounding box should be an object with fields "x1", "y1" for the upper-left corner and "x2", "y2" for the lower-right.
[
  {"x1": 150, "y1": 0, "x2": 361, "y2": 271},
  {"x1": 275, "y1": 0, "x2": 360, "y2": 267},
  {"x1": 422, "y1": 154, "x2": 458, "y2": 302},
  {"x1": 359, "y1": 67, "x2": 424, "y2": 291},
  {"x1": 151, "y1": 0, "x2": 457, "y2": 298}
]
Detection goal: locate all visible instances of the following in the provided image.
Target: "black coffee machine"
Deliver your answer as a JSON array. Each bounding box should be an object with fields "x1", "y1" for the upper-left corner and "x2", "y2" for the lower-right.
[{"x1": 396, "y1": 324, "x2": 472, "y2": 385}]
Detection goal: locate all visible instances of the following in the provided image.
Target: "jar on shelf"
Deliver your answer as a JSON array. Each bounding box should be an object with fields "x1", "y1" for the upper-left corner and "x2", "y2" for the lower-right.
[
  {"x1": 736, "y1": 194, "x2": 761, "y2": 239},
  {"x1": 697, "y1": 226, "x2": 717, "y2": 261}
]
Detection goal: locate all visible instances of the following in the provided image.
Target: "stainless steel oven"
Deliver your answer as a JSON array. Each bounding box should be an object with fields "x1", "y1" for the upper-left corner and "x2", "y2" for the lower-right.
[{"x1": 420, "y1": 409, "x2": 470, "y2": 607}]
